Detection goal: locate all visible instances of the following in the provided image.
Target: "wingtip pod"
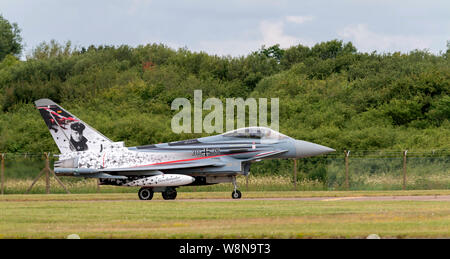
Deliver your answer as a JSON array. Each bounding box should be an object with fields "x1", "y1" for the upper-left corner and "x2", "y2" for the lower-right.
[{"x1": 35, "y1": 98, "x2": 57, "y2": 107}]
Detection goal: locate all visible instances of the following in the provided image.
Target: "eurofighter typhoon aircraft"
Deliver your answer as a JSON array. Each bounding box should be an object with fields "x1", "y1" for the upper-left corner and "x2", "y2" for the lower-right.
[{"x1": 35, "y1": 99, "x2": 335, "y2": 200}]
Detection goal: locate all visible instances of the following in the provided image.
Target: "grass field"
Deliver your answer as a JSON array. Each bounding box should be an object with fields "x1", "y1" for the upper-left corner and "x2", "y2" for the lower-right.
[
  {"x1": 2, "y1": 155, "x2": 449, "y2": 193},
  {"x1": 2, "y1": 171, "x2": 450, "y2": 195},
  {"x1": 1, "y1": 191, "x2": 449, "y2": 239}
]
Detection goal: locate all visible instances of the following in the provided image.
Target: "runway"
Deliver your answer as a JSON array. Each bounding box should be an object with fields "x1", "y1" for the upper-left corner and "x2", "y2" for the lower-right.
[
  {"x1": 49, "y1": 195, "x2": 450, "y2": 202},
  {"x1": 1, "y1": 194, "x2": 450, "y2": 202},
  {"x1": 2, "y1": 193, "x2": 449, "y2": 239},
  {"x1": 161, "y1": 195, "x2": 450, "y2": 202}
]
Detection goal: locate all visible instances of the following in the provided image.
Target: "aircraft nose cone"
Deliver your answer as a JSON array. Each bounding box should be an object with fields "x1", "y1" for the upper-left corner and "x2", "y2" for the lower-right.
[{"x1": 294, "y1": 140, "x2": 335, "y2": 158}]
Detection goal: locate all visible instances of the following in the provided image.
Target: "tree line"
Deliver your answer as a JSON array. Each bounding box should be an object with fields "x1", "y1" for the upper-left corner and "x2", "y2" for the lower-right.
[{"x1": 0, "y1": 15, "x2": 449, "y2": 154}]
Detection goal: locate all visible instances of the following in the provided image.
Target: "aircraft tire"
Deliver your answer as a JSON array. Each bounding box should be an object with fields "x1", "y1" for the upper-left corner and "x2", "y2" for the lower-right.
[
  {"x1": 232, "y1": 190, "x2": 242, "y2": 199},
  {"x1": 138, "y1": 187, "x2": 154, "y2": 200},
  {"x1": 162, "y1": 187, "x2": 177, "y2": 200}
]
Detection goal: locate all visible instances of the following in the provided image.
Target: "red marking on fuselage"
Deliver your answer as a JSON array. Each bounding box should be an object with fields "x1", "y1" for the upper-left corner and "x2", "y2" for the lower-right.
[
  {"x1": 131, "y1": 151, "x2": 259, "y2": 168},
  {"x1": 255, "y1": 151, "x2": 274, "y2": 157}
]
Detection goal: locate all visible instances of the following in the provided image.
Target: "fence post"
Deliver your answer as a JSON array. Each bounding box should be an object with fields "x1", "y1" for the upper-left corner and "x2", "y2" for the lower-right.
[
  {"x1": 293, "y1": 159, "x2": 297, "y2": 190},
  {"x1": 49, "y1": 154, "x2": 70, "y2": 194},
  {"x1": 27, "y1": 152, "x2": 70, "y2": 194},
  {"x1": 96, "y1": 179, "x2": 100, "y2": 193},
  {"x1": 1, "y1": 153, "x2": 4, "y2": 195},
  {"x1": 403, "y1": 150, "x2": 407, "y2": 190},
  {"x1": 246, "y1": 174, "x2": 249, "y2": 191},
  {"x1": 45, "y1": 152, "x2": 50, "y2": 194},
  {"x1": 345, "y1": 150, "x2": 350, "y2": 190},
  {"x1": 26, "y1": 159, "x2": 46, "y2": 194}
]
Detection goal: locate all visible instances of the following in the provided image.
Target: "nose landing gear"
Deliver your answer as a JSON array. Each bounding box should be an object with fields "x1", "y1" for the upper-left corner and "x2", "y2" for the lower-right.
[
  {"x1": 232, "y1": 190, "x2": 242, "y2": 199},
  {"x1": 231, "y1": 176, "x2": 242, "y2": 199}
]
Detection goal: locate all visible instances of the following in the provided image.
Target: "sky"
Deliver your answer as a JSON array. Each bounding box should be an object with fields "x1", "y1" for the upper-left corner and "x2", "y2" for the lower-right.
[{"x1": 1, "y1": 0, "x2": 449, "y2": 58}]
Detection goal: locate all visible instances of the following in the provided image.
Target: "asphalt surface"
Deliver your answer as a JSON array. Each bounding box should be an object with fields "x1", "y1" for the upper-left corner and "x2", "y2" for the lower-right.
[
  {"x1": 169, "y1": 195, "x2": 450, "y2": 202},
  {"x1": 2, "y1": 195, "x2": 450, "y2": 202}
]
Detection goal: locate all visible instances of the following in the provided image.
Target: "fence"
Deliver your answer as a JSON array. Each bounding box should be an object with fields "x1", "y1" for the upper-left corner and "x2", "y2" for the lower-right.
[
  {"x1": 321, "y1": 150, "x2": 449, "y2": 191},
  {"x1": 0, "y1": 150, "x2": 449, "y2": 194},
  {"x1": 0, "y1": 153, "x2": 100, "y2": 194}
]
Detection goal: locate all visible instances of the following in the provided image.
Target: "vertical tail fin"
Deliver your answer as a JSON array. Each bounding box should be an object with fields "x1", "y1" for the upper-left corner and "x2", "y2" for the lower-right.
[{"x1": 35, "y1": 99, "x2": 112, "y2": 154}]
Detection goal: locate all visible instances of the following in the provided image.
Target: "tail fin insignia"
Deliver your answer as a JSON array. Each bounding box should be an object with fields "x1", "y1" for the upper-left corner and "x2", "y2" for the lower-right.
[{"x1": 35, "y1": 99, "x2": 112, "y2": 154}]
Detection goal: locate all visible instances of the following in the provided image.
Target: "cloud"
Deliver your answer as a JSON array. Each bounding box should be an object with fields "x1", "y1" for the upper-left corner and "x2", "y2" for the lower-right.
[
  {"x1": 260, "y1": 19, "x2": 314, "y2": 48},
  {"x1": 198, "y1": 39, "x2": 261, "y2": 57},
  {"x1": 127, "y1": 0, "x2": 153, "y2": 15},
  {"x1": 338, "y1": 24, "x2": 432, "y2": 53},
  {"x1": 199, "y1": 18, "x2": 314, "y2": 56},
  {"x1": 285, "y1": 15, "x2": 314, "y2": 24},
  {"x1": 259, "y1": 20, "x2": 299, "y2": 48}
]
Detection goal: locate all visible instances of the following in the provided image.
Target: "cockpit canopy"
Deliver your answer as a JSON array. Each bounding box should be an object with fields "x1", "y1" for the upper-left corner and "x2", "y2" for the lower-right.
[{"x1": 222, "y1": 127, "x2": 289, "y2": 140}]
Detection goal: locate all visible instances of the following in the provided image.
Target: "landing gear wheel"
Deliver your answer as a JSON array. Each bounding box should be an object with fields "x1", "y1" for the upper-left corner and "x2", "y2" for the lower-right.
[
  {"x1": 162, "y1": 187, "x2": 177, "y2": 200},
  {"x1": 231, "y1": 175, "x2": 241, "y2": 199},
  {"x1": 232, "y1": 190, "x2": 242, "y2": 199},
  {"x1": 138, "y1": 188, "x2": 154, "y2": 200}
]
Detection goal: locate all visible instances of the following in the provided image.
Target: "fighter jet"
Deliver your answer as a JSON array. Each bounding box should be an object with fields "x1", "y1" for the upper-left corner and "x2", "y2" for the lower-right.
[{"x1": 35, "y1": 99, "x2": 335, "y2": 200}]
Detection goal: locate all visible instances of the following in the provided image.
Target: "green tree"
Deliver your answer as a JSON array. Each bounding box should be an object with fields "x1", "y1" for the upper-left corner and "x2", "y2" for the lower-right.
[
  {"x1": 0, "y1": 14, "x2": 22, "y2": 61},
  {"x1": 28, "y1": 40, "x2": 74, "y2": 60},
  {"x1": 311, "y1": 39, "x2": 356, "y2": 60},
  {"x1": 258, "y1": 44, "x2": 285, "y2": 63},
  {"x1": 445, "y1": 40, "x2": 450, "y2": 59}
]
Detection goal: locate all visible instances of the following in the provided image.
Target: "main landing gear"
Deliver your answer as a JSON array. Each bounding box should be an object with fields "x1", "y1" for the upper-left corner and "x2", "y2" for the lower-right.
[
  {"x1": 138, "y1": 176, "x2": 242, "y2": 200},
  {"x1": 161, "y1": 187, "x2": 177, "y2": 200},
  {"x1": 138, "y1": 187, "x2": 154, "y2": 200},
  {"x1": 138, "y1": 187, "x2": 178, "y2": 200},
  {"x1": 231, "y1": 176, "x2": 242, "y2": 199}
]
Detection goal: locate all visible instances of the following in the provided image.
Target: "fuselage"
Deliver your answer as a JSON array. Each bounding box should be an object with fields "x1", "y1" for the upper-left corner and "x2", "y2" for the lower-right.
[
  {"x1": 36, "y1": 98, "x2": 335, "y2": 199},
  {"x1": 56, "y1": 127, "x2": 335, "y2": 178}
]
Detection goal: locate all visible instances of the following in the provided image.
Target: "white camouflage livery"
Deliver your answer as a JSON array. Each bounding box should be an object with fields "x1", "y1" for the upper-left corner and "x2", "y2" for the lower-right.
[{"x1": 35, "y1": 99, "x2": 335, "y2": 200}]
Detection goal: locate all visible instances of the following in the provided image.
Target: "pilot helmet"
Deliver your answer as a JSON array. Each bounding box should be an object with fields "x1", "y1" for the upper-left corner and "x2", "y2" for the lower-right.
[{"x1": 70, "y1": 122, "x2": 86, "y2": 133}]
